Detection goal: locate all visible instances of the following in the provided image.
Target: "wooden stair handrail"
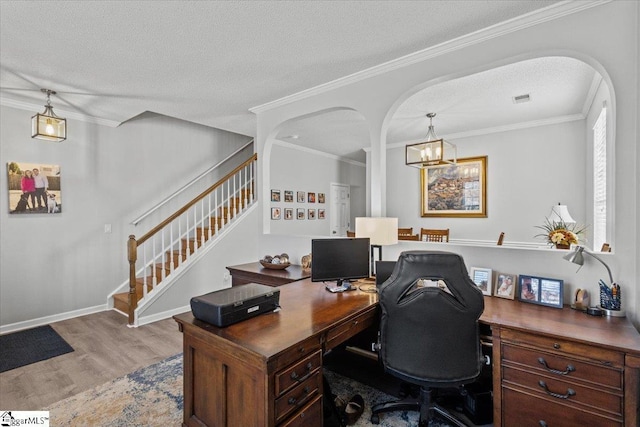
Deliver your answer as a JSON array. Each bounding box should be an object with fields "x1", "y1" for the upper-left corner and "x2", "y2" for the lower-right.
[
  {"x1": 137, "y1": 153, "x2": 256, "y2": 246},
  {"x1": 126, "y1": 153, "x2": 257, "y2": 325}
]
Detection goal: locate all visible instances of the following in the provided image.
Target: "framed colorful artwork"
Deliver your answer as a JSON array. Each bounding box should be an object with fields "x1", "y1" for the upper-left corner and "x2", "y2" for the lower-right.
[{"x1": 420, "y1": 156, "x2": 487, "y2": 217}]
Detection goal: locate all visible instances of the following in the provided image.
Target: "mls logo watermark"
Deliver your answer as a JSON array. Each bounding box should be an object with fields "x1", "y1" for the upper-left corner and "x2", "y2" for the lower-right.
[{"x1": 1, "y1": 411, "x2": 49, "y2": 427}]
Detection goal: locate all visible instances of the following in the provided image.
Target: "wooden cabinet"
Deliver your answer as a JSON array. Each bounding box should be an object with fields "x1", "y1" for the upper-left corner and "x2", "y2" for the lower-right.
[
  {"x1": 484, "y1": 299, "x2": 640, "y2": 427},
  {"x1": 500, "y1": 329, "x2": 623, "y2": 426}
]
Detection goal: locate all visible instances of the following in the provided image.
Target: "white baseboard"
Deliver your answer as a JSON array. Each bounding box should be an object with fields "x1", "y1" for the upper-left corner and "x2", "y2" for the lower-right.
[
  {"x1": 0, "y1": 304, "x2": 108, "y2": 335},
  {"x1": 134, "y1": 305, "x2": 191, "y2": 328}
]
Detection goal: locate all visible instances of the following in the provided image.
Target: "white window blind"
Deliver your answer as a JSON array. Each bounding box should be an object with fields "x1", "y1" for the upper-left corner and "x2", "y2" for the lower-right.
[{"x1": 593, "y1": 107, "x2": 607, "y2": 250}]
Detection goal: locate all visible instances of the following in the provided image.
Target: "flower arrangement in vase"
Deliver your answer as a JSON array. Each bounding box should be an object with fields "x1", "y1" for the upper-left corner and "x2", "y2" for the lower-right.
[{"x1": 535, "y1": 218, "x2": 587, "y2": 249}]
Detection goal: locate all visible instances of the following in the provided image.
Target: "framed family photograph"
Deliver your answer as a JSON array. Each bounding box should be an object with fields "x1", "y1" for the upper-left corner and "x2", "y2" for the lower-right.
[
  {"x1": 297, "y1": 191, "x2": 305, "y2": 203},
  {"x1": 470, "y1": 267, "x2": 492, "y2": 296},
  {"x1": 271, "y1": 189, "x2": 281, "y2": 202},
  {"x1": 420, "y1": 156, "x2": 487, "y2": 217},
  {"x1": 494, "y1": 273, "x2": 517, "y2": 300},
  {"x1": 7, "y1": 161, "x2": 62, "y2": 215},
  {"x1": 271, "y1": 207, "x2": 281, "y2": 220},
  {"x1": 318, "y1": 193, "x2": 325, "y2": 203},
  {"x1": 297, "y1": 208, "x2": 305, "y2": 220},
  {"x1": 308, "y1": 208, "x2": 316, "y2": 219},
  {"x1": 284, "y1": 190, "x2": 293, "y2": 202},
  {"x1": 284, "y1": 208, "x2": 293, "y2": 220},
  {"x1": 308, "y1": 192, "x2": 316, "y2": 203},
  {"x1": 318, "y1": 209, "x2": 325, "y2": 219},
  {"x1": 518, "y1": 275, "x2": 563, "y2": 308}
]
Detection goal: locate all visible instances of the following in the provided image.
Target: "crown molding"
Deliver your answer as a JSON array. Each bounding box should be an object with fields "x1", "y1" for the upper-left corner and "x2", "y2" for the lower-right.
[
  {"x1": 250, "y1": 0, "x2": 610, "y2": 114},
  {"x1": 383, "y1": 113, "x2": 586, "y2": 151},
  {"x1": 272, "y1": 139, "x2": 365, "y2": 167},
  {"x1": 1, "y1": 97, "x2": 122, "y2": 128}
]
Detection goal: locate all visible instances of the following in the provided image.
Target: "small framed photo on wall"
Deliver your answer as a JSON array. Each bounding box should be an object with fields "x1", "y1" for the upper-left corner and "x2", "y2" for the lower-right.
[
  {"x1": 297, "y1": 208, "x2": 305, "y2": 220},
  {"x1": 518, "y1": 275, "x2": 563, "y2": 308},
  {"x1": 297, "y1": 191, "x2": 305, "y2": 203},
  {"x1": 284, "y1": 208, "x2": 293, "y2": 220},
  {"x1": 308, "y1": 192, "x2": 316, "y2": 203},
  {"x1": 470, "y1": 267, "x2": 492, "y2": 296},
  {"x1": 271, "y1": 207, "x2": 281, "y2": 220},
  {"x1": 308, "y1": 209, "x2": 316, "y2": 219},
  {"x1": 271, "y1": 190, "x2": 281, "y2": 202},
  {"x1": 494, "y1": 273, "x2": 517, "y2": 300},
  {"x1": 284, "y1": 190, "x2": 293, "y2": 202},
  {"x1": 318, "y1": 209, "x2": 325, "y2": 219},
  {"x1": 318, "y1": 193, "x2": 325, "y2": 203}
]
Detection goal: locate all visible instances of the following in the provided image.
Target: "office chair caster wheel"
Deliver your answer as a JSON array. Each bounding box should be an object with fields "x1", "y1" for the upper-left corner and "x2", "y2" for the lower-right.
[{"x1": 371, "y1": 414, "x2": 380, "y2": 424}]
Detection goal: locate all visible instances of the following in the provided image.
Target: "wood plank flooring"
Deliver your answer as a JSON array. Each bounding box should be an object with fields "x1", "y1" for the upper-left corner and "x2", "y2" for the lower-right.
[{"x1": 0, "y1": 310, "x2": 183, "y2": 410}]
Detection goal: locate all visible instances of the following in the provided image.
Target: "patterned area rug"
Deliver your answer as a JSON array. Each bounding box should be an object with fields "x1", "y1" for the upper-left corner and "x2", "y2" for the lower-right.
[{"x1": 45, "y1": 353, "x2": 463, "y2": 426}]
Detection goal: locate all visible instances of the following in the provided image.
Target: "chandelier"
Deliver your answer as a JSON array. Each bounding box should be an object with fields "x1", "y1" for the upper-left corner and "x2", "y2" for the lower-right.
[
  {"x1": 31, "y1": 89, "x2": 66, "y2": 142},
  {"x1": 405, "y1": 113, "x2": 456, "y2": 168}
]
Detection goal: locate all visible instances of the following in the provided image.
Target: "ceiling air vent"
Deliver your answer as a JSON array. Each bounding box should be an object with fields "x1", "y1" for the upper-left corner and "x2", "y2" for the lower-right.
[{"x1": 513, "y1": 94, "x2": 531, "y2": 104}]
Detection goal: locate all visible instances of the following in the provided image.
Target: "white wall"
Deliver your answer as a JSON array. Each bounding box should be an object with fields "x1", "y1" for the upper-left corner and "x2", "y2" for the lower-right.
[
  {"x1": 255, "y1": 2, "x2": 638, "y2": 325},
  {"x1": 387, "y1": 120, "x2": 586, "y2": 244},
  {"x1": 268, "y1": 141, "x2": 366, "y2": 236},
  {"x1": 0, "y1": 106, "x2": 251, "y2": 328}
]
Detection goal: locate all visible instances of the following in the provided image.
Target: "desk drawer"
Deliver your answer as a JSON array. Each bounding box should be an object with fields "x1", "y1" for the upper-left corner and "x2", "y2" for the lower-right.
[
  {"x1": 272, "y1": 335, "x2": 322, "y2": 372},
  {"x1": 275, "y1": 370, "x2": 321, "y2": 424},
  {"x1": 503, "y1": 366, "x2": 622, "y2": 416},
  {"x1": 501, "y1": 329, "x2": 624, "y2": 367},
  {"x1": 279, "y1": 394, "x2": 322, "y2": 427},
  {"x1": 326, "y1": 309, "x2": 377, "y2": 350},
  {"x1": 502, "y1": 344, "x2": 622, "y2": 389},
  {"x1": 503, "y1": 386, "x2": 622, "y2": 427},
  {"x1": 275, "y1": 350, "x2": 322, "y2": 396}
]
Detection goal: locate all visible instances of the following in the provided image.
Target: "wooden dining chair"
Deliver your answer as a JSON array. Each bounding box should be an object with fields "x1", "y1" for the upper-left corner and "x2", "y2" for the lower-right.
[
  {"x1": 398, "y1": 227, "x2": 413, "y2": 237},
  {"x1": 420, "y1": 228, "x2": 450, "y2": 242},
  {"x1": 398, "y1": 234, "x2": 420, "y2": 241}
]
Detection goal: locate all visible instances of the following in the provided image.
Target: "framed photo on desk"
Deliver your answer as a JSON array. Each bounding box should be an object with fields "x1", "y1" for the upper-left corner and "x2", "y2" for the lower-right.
[
  {"x1": 518, "y1": 275, "x2": 563, "y2": 308},
  {"x1": 470, "y1": 267, "x2": 492, "y2": 296}
]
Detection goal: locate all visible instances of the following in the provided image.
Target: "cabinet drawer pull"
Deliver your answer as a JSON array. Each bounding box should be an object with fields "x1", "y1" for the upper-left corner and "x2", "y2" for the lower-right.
[
  {"x1": 288, "y1": 386, "x2": 311, "y2": 407},
  {"x1": 539, "y1": 421, "x2": 548, "y2": 427},
  {"x1": 290, "y1": 362, "x2": 314, "y2": 382},
  {"x1": 538, "y1": 357, "x2": 575, "y2": 375},
  {"x1": 538, "y1": 380, "x2": 576, "y2": 399}
]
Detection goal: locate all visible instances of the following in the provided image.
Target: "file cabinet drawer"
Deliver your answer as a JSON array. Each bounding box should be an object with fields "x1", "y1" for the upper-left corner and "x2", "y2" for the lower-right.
[
  {"x1": 502, "y1": 343, "x2": 622, "y2": 389},
  {"x1": 279, "y1": 395, "x2": 322, "y2": 427},
  {"x1": 503, "y1": 386, "x2": 622, "y2": 427},
  {"x1": 275, "y1": 370, "x2": 321, "y2": 424},
  {"x1": 275, "y1": 350, "x2": 322, "y2": 396},
  {"x1": 502, "y1": 366, "x2": 622, "y2": 416}
]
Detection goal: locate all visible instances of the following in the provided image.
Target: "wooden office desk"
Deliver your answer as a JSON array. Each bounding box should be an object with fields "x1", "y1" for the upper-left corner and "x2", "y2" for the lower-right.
[
  {"x1": 226, "y1": 262, "x2": 310, "y2": 287},
  {"x1": 174, "y1": 279, "x2": 640, "y2": 427},
  {"x1": 174, "y1": 279, "x2": 377, "y2": 427}
]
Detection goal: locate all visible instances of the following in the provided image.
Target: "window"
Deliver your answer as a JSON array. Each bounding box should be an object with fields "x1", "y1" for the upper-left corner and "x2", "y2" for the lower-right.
[{"x1": 593, "y1": 106, "x2": 606, "y2": 250}]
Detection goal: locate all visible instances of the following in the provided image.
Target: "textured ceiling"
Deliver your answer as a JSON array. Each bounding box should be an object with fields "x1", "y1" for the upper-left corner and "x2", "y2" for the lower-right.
[{"x1": 1, "y1": 0, "x2": 583, "y2": 161}]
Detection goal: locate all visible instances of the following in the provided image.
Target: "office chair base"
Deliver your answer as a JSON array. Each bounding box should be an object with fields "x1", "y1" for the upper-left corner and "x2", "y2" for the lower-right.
[{"x1": 370, "y1": 388, "x2": 468, "y2": 427}]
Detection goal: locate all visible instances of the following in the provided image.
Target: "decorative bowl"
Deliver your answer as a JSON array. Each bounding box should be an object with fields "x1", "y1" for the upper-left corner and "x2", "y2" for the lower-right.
[{"x1": 259, "y1": 260, "x2": 291, "y2": 270}]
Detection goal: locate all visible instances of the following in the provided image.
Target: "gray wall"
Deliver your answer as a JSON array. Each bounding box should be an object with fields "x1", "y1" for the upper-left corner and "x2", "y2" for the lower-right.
[
  {"x1": 0, "y1": 106, "x2": 250, "y2": 329},
  {"x1": 268, "y1": 141, "x2": 366, "y2": 237}
]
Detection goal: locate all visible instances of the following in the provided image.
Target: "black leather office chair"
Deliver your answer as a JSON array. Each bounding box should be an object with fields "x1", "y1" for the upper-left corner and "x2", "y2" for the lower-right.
[{"x1": 371, "y1": 251, "x2": 485, "y2": 426}]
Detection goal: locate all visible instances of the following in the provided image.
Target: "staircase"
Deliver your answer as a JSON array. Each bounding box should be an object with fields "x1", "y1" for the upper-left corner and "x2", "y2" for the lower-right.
[{"x1": 112, "y1": 154, "x2": 257, "y2": 325}]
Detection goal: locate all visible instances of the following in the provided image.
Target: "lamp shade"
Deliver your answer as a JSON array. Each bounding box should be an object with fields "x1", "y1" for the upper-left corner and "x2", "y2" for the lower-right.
[
  {"x1": 549, "y1": 203, "x2": 575, "y2": 224},
  {"x1": 355, "y1": 217, "x2": 398, "y2": 246}
]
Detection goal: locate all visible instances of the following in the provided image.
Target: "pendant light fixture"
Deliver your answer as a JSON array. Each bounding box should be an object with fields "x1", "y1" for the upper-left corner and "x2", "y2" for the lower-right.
[
  {"x1": 405, "y1": 113, "x2": 456, "y2": 168},
  {"x1": 31, "y1": 89, "x2": 66, "y2": 142}
]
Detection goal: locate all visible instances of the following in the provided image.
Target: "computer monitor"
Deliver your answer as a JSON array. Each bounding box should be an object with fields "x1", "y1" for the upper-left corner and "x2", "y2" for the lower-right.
[{"x1": 311, "y1": 238, "x2": 370, "y2": 287}]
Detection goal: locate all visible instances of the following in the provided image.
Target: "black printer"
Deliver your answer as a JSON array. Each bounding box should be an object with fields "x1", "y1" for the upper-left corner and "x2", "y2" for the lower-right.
[{"x1": 190, "y1": 283, "x2": 280, "y2": 327}]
